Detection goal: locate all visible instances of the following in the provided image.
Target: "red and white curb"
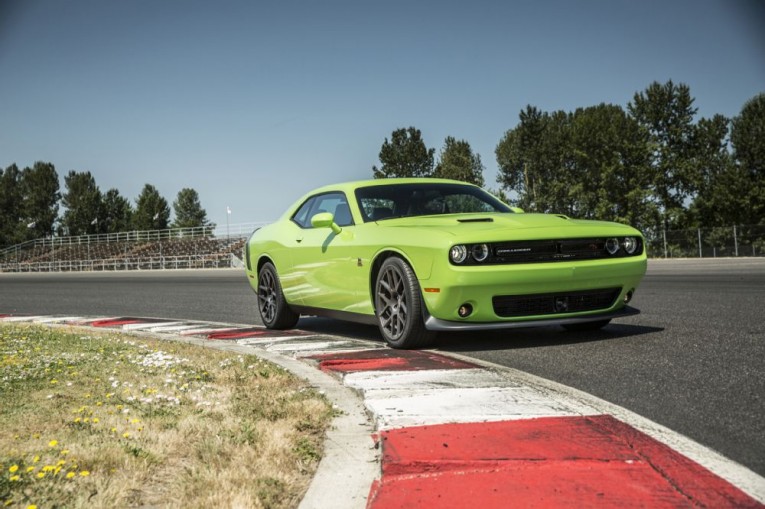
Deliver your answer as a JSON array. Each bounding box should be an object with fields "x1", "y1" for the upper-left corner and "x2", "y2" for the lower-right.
[{"x1": 3, "y1": 314, "x2": 764, "y2": 508}]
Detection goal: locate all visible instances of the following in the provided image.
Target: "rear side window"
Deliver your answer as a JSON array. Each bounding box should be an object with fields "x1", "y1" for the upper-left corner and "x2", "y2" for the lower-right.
[{"x1": 291, "y1": 192, "x2": 354, "y2": 229}]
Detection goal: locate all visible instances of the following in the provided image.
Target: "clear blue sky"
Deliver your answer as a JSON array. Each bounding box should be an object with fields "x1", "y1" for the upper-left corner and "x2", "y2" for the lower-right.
[{"x1": 1, "y1": 0, "x2": 763, "y2": 227}]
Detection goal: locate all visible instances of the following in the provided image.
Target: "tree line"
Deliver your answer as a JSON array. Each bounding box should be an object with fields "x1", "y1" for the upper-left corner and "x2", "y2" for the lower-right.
[
  {"x1": 0, "y1": 167, "x2": 213, "y2": 249},
  {"x1": 372, "y1": 81, "x2": 764, "y2": 237}
]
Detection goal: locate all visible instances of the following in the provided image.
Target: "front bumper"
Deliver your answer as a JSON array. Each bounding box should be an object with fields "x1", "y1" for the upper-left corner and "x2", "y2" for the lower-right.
[
  {"x1": 420, "y1": 256, "x2": 647, "y2": 324},
  {"x1": 424, "y1": 305, "x2": 640, "y2": 331}
]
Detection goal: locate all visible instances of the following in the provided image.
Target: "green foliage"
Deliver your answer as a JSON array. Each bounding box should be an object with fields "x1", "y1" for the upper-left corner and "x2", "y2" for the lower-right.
[
  {"x1": 61, "y1": 171, "x2": 104, "y2": 236},
  {"x1": 102, "y1": 188, "x2": 134, "y2": 233},
  {"x1": 731, "y1": 93, "x2": 765, "y2": 224},
  {"x1": 434, "y1": 136, "x2": 485, "y2": 186},
  {"x1": 172, "y1": 188, "x2": 214, "y2": 229},
  {"x1": 373, "y1": 127, "x2": 435, "y2": 178},
  {"x1": 627, "y1": 80, "x2": 698, "y2": 231},
  {"x1": 132, "y1": 184, "x2": 170, "y2": 230},
  {"x1": 20, "y1": 162, "x2": 60, "y2": 241},
  {"x1": 0, "y1": 164, "x2": 23, "y2": 247}
]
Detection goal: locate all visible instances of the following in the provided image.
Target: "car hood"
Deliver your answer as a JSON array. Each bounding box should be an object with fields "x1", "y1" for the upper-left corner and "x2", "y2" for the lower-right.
[{"x1": 374, "y1": 213, "x2": 641, "y2": 239}]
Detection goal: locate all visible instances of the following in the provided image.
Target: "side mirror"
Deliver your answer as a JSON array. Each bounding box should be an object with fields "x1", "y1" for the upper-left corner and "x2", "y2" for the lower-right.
[
  {"x1": 311, "y1": 212, "x2": 342, "y2": 234},
  {"x1": 510, "y1": 207, "x2": 525, "y2": 214}
]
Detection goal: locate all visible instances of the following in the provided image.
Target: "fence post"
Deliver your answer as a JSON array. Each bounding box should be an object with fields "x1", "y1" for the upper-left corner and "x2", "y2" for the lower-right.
[
  {"x1": 697, "y1": 228, "x2": 702, "y2": 258},
  {"x1": 663, "y1": 229, "x2": 668, "y2": 258},
  {"x1": 734, "y1": 225, "x2": 738, "y2": 257}
]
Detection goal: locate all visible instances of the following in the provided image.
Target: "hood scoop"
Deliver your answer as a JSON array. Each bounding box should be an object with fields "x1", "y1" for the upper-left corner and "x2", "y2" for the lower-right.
[{"x1": 457, "y1": 217, "x2": 494, "y2": 223}]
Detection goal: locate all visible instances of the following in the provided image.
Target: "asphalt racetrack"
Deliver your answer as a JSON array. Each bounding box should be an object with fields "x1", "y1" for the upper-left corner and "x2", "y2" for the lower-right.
[{"x1": 1, "y1": 258, "x2": 764, "y2": 476}]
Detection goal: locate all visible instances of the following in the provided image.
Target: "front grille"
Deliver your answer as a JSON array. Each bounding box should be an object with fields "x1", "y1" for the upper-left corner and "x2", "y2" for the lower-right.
[
  {"x1": 492, "y1": 287, "x2": 621, "y2": 318},
  {"x1": 491, "y1": 238, "x2": 612, "y2": 264}
]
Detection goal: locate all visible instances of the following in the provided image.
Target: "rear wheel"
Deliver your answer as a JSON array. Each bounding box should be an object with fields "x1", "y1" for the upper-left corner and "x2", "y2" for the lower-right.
[
  {"x1": 562, "y1": 319, "x2": 611, "y2": 332},
  {"x1": 375, "y1": 257, "x2": 435, "y2": 349},
  {"x1": 257, "y1": 262, "x2": 299, "y2": 329}
]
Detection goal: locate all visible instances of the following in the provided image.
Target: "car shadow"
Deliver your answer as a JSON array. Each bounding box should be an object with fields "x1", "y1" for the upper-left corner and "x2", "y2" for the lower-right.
[
  {"x1": 296, "y1": 317, "x2": 664, "y2": 352},
  {"x1": 436, "y1": 323, "x2": 665, "y2": 353}
]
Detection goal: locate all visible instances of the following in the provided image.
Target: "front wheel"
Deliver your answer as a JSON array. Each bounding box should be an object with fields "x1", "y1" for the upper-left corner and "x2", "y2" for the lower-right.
[
  {"x1": 257, "y1": 262, "x2": 299, "y2": 329},
  {"x1": 375, "y1": 257, "x2": 435, "y2": 349}
]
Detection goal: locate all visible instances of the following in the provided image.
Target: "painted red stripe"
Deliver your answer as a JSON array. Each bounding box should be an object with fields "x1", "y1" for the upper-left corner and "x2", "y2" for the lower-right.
[
  {"x1": 309, "y1": 349, "x2": 477, "y2": 373},
  {"x1": 91, "y1": 319, "x2": 144, "y2": 327},
  {"x1": 369, "y1": 415, "x2": 762, "y2": 509}
]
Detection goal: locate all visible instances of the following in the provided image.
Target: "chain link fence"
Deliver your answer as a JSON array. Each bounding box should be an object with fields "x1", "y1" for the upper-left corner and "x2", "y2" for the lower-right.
[{"x1": 646, "y1": 224, "x2": 765, "y2": 258}]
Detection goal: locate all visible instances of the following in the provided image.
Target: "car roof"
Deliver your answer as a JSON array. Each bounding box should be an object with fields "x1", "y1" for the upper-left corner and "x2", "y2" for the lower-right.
[{"x1": 308, "y1": 178, "x2": 478, "y2": 195}]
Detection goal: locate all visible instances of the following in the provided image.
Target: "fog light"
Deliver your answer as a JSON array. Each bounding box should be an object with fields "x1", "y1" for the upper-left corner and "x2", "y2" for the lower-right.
[
  {"x1": 624, "y1": 289, "x2": 634, "y2": 304},
  {"x1": 458, "y1": 303, "x2": 473, "y2": 318}
]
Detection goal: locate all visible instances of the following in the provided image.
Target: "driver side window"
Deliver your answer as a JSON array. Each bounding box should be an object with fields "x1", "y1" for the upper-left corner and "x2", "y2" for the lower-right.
[{"x1": 291, "y1": 192, "x2": 354, "y2": 229}]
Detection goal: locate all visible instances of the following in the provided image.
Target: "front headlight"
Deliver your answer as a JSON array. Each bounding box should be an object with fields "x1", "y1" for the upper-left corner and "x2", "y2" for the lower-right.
[
  {"x1": 605, "y1": 238, "x2": 620, "y2": 255},
  {"x1": 623, "y1": 237, "x2": 638, "y2": 254},
  {"x1": 450, "y1": 245, "x2": 468, "y2": 264},
  {"x1": 471, "y1": 244, "x2": 489, "y2": 262}
]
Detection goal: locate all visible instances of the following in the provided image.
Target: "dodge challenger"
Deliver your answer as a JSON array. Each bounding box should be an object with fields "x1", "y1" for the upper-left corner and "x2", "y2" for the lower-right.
[{"x1": 245, "y1": 178, "x2": 647, "y2": 349}]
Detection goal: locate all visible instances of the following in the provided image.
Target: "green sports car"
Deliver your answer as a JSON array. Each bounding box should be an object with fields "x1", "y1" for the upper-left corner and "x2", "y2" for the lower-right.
[{"x1": 245, "y1": 178, "x2": 646, "y2": 349}]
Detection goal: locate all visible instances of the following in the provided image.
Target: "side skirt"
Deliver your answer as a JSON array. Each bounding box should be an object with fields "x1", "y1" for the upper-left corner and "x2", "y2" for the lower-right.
[{"x1": 291, "y1": 305, "x2": 378, "y2": 326}]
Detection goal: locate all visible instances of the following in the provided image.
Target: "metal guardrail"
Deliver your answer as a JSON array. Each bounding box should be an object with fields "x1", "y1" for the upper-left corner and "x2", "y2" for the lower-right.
[
  {"x1": 0, "y1": 254, "x2": 239, "y2": 273},
  {"x1": 647, "y1": 225, "x2": 765, "y2": 258}
]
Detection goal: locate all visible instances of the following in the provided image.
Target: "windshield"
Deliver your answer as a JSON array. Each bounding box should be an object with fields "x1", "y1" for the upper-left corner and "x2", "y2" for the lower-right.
[{"x1": 355, "y1": 183, "x2": 512, "y2": 222}]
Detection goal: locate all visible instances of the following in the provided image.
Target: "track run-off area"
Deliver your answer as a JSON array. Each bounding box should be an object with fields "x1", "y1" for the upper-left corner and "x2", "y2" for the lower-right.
[{"x1": 1, "y1": 258, "x2": 764, "y2": 486}]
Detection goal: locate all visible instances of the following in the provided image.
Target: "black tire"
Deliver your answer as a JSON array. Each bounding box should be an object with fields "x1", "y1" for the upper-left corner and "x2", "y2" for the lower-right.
[
  {"x1": 562, "y1": 319, "x2": 611, "y2": 332},
  {"x1": 374, "y1": 257, "x2": 435, "y2": 349},
  {"x1": 257, "y1": 262, "x2": 299, "y2": 329}
]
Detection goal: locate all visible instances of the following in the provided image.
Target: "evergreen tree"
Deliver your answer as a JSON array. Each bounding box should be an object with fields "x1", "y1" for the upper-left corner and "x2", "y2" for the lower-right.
[
  {"x1": 133, "y1": 184, "x2": 170, "y2": 230},
  {"x1": 171, "y1": 188, "x2": 214, "y2": 229},
  {"x1": 0, "y1": 164, "x2": 24, "y2": 247},
  {"x1": 373, "y1": 127, "x2": 435, "y2": 178},
  {"x1": 731, "y1": 93, "x2": 765, "y2": 225},
  {"x1": 627, "y1": 80, "x2": 698, "y2": 231},
  {"x1": 20, "y1": 162, "x2": 60, "y2": 241},
  {"x1": 61, "y1": 171, "x2": 104, "y2": 236},
  {"x1": 434, "y1": 136, "x2": 485, "y2": 186},
  {"x1": 102, "y1": 188, "x2": 134, "y2": 233}
]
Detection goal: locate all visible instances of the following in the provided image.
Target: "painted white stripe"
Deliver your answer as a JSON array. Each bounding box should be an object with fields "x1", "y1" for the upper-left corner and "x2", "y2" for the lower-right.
[
  {"x1": 179, "y1": 327, "x2": 238, "y2": 336},
  {"x1": 343, "y1": 369, "x2": 523, "y2": 395},
  {"x1": 267, "y1": 341, "x2": 352, "y2": 352},
  {"x1": 366, "y1": 386, "x2": 598, "y2": 430},
  {"x1": 31, "y1": 316, "x2": 85, "y2": 324},
  {"x1": 1, "y1": 316, "x2": 47, "y2": 322},
  {"x1": 121, "y1": 321, "x2": 185, "y2": 331},
  {"x1": 236, "y1": 336, "x2": 316, "y2": 346},
  {"x1": 149, "y1": 324, "x2": 205, "y2": 333}
]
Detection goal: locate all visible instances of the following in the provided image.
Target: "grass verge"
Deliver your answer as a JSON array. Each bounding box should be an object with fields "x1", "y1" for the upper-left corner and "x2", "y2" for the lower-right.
[{"x1": 0, "y1": 324, "x2": 334, "y2": 508}]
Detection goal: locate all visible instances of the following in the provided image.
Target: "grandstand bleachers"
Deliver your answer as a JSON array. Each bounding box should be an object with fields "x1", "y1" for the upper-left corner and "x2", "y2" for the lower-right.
[{"x1": 0, "y1": 224, "x2": 259, "y2": 273}]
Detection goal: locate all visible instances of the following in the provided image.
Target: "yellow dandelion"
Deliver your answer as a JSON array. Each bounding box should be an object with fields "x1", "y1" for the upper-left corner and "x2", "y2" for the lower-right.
[
  {"x1": 48, "y1": 440, "x2": 58, "y2": 447},
  {"x1": 66, "y1": 472, "x2": 75, "y2": 479},
  {"x1": 96, "y1": 401, "x2": 103, "y2": 406},
  {"x1": 57, "y1": 460, "x2": 66, "y2": 466},
  {"x1": 74, "y1": 417, "x2": 81, "y2": 423},
  {"x1": 110, "y1": 428, "x2": 117, "y2": 433},
  {"x1": 33, "y1": 455, "x2": 40, "y2": 463},
  {"x1": 27, "y1": 505, "x2": 37, "y2": 509},
  {"x1": 26, "y1": 467, "x2": 34, "y2": 473},
  {"x1": 50, "y1": 379, "x2": 58, "y2": 384},
  {"x1": 60, "y1": 449, "x2": 69, "y2": 456},
  {"x1": 131, "y1": 418, "x2": 140, "y2": 424},
  {"x1": 42, "y1": 466, "x2": 54, "y2": 472},
  {"x1": 137, "y1": 427, "x2": 143, "y2": 432},
  {"x1": 8, "y1": 465, "x2": 18, "y2": 473},
  {"x1": 36, "y1": 472, "x2": 45, "y2": 479},
  {"x1": 92, "y1": 418, "x2": 100, "y2": 423},
  {"x1": 122, "y1": 432, "x2": 130, "y2": 439},
  {"x1": 9, "y1": 475, "x2": 19, "y2": 482},
  {"x1": 79, "y1": 471, "x2": 90, "y2": 477}
]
